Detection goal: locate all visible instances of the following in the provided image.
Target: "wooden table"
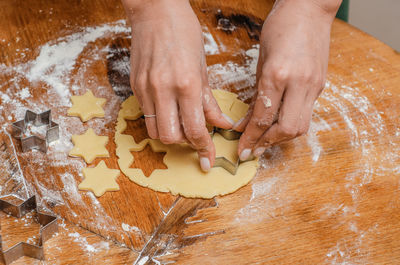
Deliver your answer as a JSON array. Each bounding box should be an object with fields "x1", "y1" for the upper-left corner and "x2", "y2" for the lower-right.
[{"x1": 0, "y1": 0, "x2": 399, "y2": 264}]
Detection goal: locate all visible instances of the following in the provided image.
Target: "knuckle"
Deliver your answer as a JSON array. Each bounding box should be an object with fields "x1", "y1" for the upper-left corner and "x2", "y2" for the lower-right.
[
  {"x1": 258, "y1": 75, "x2": 271, "y2": 91},
  {"x1": 135, "y1": 74, "x2": 147, "y2": 91},
  {"x1": 185, "y1": 128, "x2": 207, "y2": 145},
  {"x1": 159, "y1": 133, "x2": 180, "y2": 144},
  {"x1": 271, "y1": 67, "x2": 290, "y2": 86},
  {"x1": 245, "y1": 136, "x2": 258, "y2": 145},
  {"x1": 298, "y1": 69, "x2": 314, "y2": 84},
  {"x1": 298, "y1": 128, "x2": 307, "y2": 136},
  {"x1": 278, "y1": 123, "x2": 298, "y2": 138},
  {"x1": 176, "y1": 75, "x2": 200, "y2": 94},
  {"x1": 149, "y1": 72, "x2": 171, "y2": 89},
  {"x1": 298, "y1": 123, "x2": 310, "y2": 136},
  {"x1": 250, "y1": 115, "x2": 273, "y2": 130}
]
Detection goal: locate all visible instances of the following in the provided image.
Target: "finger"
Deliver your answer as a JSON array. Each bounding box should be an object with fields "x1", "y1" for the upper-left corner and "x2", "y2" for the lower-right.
[
  {"x1": 134, "y1": 74, "x2": 159, "y2": 139},
  {"x1": 253, "y1": 83, "x2": 309, "y2": 156},
  {"x1": 202, "y1": 86, "x2": 234, "y2": 129},
  {"x1": 143, "y1": 100, "x2": 158, "y2": 139},
  {"x1": 232, "y1": 97, "x2": 255, "y2": 132},
  {"x1": 234, "y1": 52, "x2": 265, "y2": 132},
  {"x1": 238, "y1": 78, "x2": 284, "y2": 160},
  {"x1": 200, "y1": 57, "x2": 234, "y2": 129},
  {"x1": 178, "y1": 86, "x2": 215, "y2": 172},
  {"x1": 154, "y1": 94, "x2": 186, "y2": 145}
]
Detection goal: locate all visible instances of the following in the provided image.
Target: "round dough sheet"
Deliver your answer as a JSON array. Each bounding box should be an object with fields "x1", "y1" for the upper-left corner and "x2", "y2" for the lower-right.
[{"x1": 115, "y1": 90, "x2": 259, "y2": 198}]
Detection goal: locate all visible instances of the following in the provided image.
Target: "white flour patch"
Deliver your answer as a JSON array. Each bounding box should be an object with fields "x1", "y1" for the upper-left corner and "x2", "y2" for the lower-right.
[
  {"x1": 325, "y1": 224, "x2": 379, "y2": 264},
  {"x1": 25, "y1": 20, "x2": 130, "y2": 106},
  {"x1": 1, "y1": 94, "x2": 11, "y2": 103},
  {"x1": 16, "y1": 87, "x2": 31, "y2": 99},
  {"x1": 207, "y1": 44, "x2": 259, "y2": 96},
  {"x1": 318, "y1": 78, "x2": 398, "y2": 263},
  {"x1": 60, "y1": 172, "x2": 85, "y2": 207},
  {"x1": 305, "y1": 115, "x2": 332, "y2": 163},
  {"x1": 235, "y1": 146, "x2": 288, "y2": 223},
  {"x1": 0, "y1": 20, "x2": 132, "y2": 237},
  {"x1": 68, "y1": 232, "x2": 110, "y2": 254},
  {"x1": 203, "y1": 27, "x2": 220, "y2": 55},
  {"x1": 250, "y1": 176, "x2": 280, "y2": 202}
]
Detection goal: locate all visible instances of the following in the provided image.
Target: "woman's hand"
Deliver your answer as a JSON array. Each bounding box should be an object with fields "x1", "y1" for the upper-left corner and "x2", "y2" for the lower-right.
[
  {"x1": 234, "y1": 0, "x2": 341, "y2": 160},
  {"x1": 122, "y1": 0, "x2": 234, "y2": 171}
]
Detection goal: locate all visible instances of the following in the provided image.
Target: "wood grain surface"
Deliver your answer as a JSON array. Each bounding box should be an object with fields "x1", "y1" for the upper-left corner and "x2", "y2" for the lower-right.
[{"x1": 0, "y1": 0, "x2": 399, "y2": 264}]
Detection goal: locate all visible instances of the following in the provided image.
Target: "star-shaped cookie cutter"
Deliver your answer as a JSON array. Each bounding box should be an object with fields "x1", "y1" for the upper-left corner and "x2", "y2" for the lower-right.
[
  {"x1": 211, "y1": 128, "x2": 253, "y2": 175},
  {"x1": 11, "y1": 110, "x2": 59, "y2": 153},
  {"x1": 0, "y1": 195, "x2": 58, "y2": 265}
]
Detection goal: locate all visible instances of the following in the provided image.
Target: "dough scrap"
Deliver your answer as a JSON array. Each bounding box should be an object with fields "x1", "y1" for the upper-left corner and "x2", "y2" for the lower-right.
[
  {"x1": 68, "y1": 90, "x2": 106, "y2": 122},
  {"x1": 69, "y1": 128, "x2": 109, "y2": 163},
  {"x1": 115, "y1": 90, "x2": 258, "y2": 199},
  {"x1": 78, "y1": 161, "x2": 120, "y2": 197}
]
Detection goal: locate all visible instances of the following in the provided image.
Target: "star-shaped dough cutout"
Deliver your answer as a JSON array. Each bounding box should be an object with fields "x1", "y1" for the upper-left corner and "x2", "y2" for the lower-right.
[
  {"x1": 69, "y1": 128, "x2": 109, "y2": 163},
  {"x1": 68, "y1": 90, "x2": 106, "y2": 122},
  {"x1": 78, "y1": 161, "x2": 120, "y2": 197},
  {"x1": 213, "y1": 132, "x2": 239, "y2": 164}
]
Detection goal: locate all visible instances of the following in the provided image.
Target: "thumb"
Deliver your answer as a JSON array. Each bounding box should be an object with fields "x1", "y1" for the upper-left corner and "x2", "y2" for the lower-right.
[{"x1": 202, "y1": 87, "x2": 234, "y2": 129}]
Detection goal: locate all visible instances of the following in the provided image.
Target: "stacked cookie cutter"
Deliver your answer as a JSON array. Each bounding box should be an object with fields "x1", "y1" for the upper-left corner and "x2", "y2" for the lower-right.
[
  {"x1": 0, "y1": 196, "x2": 58, "y2": 265},
  {"x1": 212, "y1": 128, "x2": 253, "y2": 175},
  {"x1": 11, "y1": 110, "x2": 59, "y2": 153}
]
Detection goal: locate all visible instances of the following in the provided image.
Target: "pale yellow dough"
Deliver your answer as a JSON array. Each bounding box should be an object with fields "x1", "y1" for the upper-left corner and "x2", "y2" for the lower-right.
[
  {"x1": 68, "y1": 90, "x2": 106, "y2": 122},
  {"x1": 115, "y1": 90, "x2": 258, "y2": 199},
  {"x1": 78, "y1": 161, "x2": 120, "y2": 197},
  {"x1": 69, "y1": 128, "x2": 109, "y2": 163}
]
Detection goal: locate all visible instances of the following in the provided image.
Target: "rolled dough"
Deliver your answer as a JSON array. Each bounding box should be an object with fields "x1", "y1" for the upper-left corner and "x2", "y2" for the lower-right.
[{"x1": 114, "y1": 90, "x2": 258, "y2": 198}]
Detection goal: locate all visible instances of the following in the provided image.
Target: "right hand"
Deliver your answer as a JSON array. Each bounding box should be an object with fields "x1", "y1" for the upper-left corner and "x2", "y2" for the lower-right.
[{"x1": 122, "y1": 0, "x2": 234, "y2": 171}]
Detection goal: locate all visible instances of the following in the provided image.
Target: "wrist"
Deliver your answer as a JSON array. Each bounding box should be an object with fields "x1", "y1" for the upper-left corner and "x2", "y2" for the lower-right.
[
  {"x1": 273, "y1": 0, "x2": 342, "y2": 22},
  {"x1": 309, "y1": 0, "x2": 343, "y2": 17},
  {"x1": 122, "y1": 0, "x2": 189, "y2": 24}
]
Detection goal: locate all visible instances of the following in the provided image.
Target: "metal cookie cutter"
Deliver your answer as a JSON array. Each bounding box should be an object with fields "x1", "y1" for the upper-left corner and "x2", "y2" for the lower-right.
[
  {"x1": 11, "y1": 110, "x2": 59, "y2": 153},
  {"x1": 0, "y1": 195, "x2": 58, "y2": 265},
  {"x1": 212, "y1": 128, "x2": 253, "y2": 175}
]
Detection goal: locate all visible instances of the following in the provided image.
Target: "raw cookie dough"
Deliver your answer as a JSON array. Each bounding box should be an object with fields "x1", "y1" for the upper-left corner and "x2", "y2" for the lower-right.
[
  {"x1": 68, "y1": 90, "x2": 106, "y2": 122},
  {"x1": 115, "y1": 90, "x2": 258, "y2": 199},
  {"x1": 78, "y1": 161, "x2": 120, "y2": 197},
  {"x1": 69, "y1": 128, "x2": 109, "y2": 163}
]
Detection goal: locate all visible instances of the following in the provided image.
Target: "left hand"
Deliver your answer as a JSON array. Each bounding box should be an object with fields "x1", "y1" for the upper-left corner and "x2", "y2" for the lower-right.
[{"x1": 234, "y1": 0, "x2": 340, "y2": 160}]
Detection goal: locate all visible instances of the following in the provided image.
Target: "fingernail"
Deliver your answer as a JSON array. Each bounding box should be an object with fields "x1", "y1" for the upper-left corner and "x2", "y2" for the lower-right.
[
  {"x1": 233, "y1": 117, "x2": 244, "y2": 130},
  {"x1": 200, "y1": 157, "x2": 211, "y2": 172},
  {"x1": 254, "y1": 147, "x2": 266, "y2": 157},
  {"x1": 222, "y1": 113, "x2": 234, "y2": 125},
  {"x1": 239, "y1": 149, "x2": 252, "y2": 161}
]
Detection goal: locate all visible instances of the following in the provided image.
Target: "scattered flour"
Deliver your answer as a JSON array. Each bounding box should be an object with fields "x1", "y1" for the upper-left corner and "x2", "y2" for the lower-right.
[
  {"x1": 16, "y1": 87, "x2": 31, "y2": 99},
  {"x1": 203, "y1": 27, "x2": 220, "y2": 55},
  {"x1": 207, "y1": 44, "x2": 259, "y2": 95},
  {"x1": 25, "y1": 20, "x2": 130, "y2": 106},
  {"x1": 1, "y1": 15, "x2": 398, "y2": 263},
  {"x1": 68, "y1": 232, "x2": 110, "y2": 253}
]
